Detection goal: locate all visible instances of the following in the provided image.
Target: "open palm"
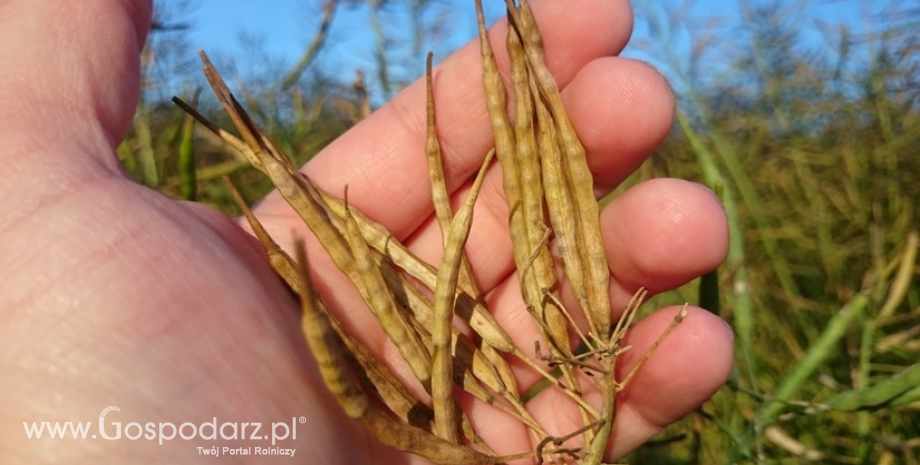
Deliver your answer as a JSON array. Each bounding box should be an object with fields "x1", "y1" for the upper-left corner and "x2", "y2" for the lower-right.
[{"x1": 0, "y1": 0, "x2": 733, "y2": 463}]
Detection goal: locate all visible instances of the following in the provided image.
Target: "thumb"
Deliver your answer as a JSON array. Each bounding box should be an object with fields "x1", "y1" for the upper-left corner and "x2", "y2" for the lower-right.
[{"x1": 0, "y1": 0, "x2": 152, "y2": 183}]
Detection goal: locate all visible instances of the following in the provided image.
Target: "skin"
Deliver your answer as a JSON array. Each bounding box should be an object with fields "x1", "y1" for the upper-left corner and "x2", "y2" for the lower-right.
[{"x1": 0, "y1": 0, "x2": 734, "y2": 464}]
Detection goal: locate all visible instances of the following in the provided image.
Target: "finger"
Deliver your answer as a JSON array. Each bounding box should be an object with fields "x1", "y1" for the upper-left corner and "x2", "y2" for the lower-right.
[
  {"x1": 604, "y1": 306, "x2": 734, "y2": 459},
  {"x1": 0, "y1": 0, "x2": 151, "y2": 179},
  {"x1": 520, "y1": 305, "x2": 734, "y2": 461},
  {"x1": 252, "y1": 0, "x2": 634, "y2": 239},
  {"x1": 603, "y1": 178, "x2": 729, "y2": 304}
]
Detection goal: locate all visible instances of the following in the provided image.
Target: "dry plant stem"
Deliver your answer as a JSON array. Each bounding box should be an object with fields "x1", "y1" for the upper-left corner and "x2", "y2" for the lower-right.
[
  {"x1": 211, "y1": 69, "x2": 547, "y2": 443},
  {"x1": 182, "y1": 90, "x2": 580, "y2": 420},
  {"x1": 530, "y1": 74, "x2": 607, "y2": 450},
  {"x1": 531, "y1": 82, "x2": 583, "y2": 326},
  {"x1": 317, "y1": 189, "x2": 523, "y2": 355},
  {"x1": 506, "y1": 16, "x2": 567, "y2": 354},
  {"x1": 425, "y1": 55, "x2": 515, "y2": 419},
  {"x1": 583, "y1": 294, "x2": 688, "y2": 465},
  {"x1": 171, "y1": 98, "x2": 265, "y2": 171},
  {"x1": 380, "y1": 264, "x2": 552, "y2": 437},
  {"x1": 337, "y1": 210, "x2": 541, "y2": 434},
  {"x1": 236, "y1": 182, "x2": 491, "y2": 443},
  {"x1": 424, "y1": 52, "x2": 453, "y2": 242},
  {"x1": 293, "y1": 241, "x2": 506, "y2": 465},
  {"x1": 474, "y1": 0, "x2": 532, "y2": 324},
  {"x1": 608, "y1": 289, "x2": 648, "y2": 359},
  {"x1": 431, "y1": 149, "x2": 494, "y2": 442},
  {"x1": 342, "y1": 324, "x2": 436, "y2": 431},
  {"x1": 224, "y1": 177, "x2": 301, "y2": 291},
  {"x1": 476, "y1": 0, "x2": 559, "y2": 369},
  {"x1": 379, "y1": 265, "x2": 507, "y2": 399},
  {"x1": 535, "y1": 420, "x2": 603, "y2": 465},
  {"x1": 425, "y1": 52, "x2": 479, "y2": 298},
  {"x1": 233, "y1": 176, "x2": 453, "y2": 439},
  {"x1": 505, "y1": 0, "x2": 612, "y2": 341},
  {"x1": 581, "y1": 341, "x2": 626, "y2": 462},
  {"x1": 617, "y1": 303, "x2": 688, "y2": 390},
  {"x1": 336, "y1": 297, "x2": 440, "y2": 433},
  {"x1": 191, "y1": 61, "x2": 600, "y2": 438},
  {"x1": 474, "y1": 1, "x2": 597, "y2": 419},
  {"x1": 282, "y1": 226, "x2": 497, "y2": 454},
  {"x1": 478, "y1": 342, "x2": 523, "y2": 417},
  {"x1": 341, "y1": 188, "x2": 434, "y2": 388},
  {"x1": 580, "y1": 288, "x2": 648, "y2": 465},
  {"x1": 267, "y1": 173, "x2": 542, "y2": 400},
  {"x1": 228, "y1": 178, "x2": 439, "y2": 432},
  {"x1": 315, "y1": 192, "x2": 594, "y2": 416},
  {"x1": 506, "y1": 13, "x2": 592, "y2": 451},
  {"x1": 334, "y1": 220, "x2": 499, "y2": 452},
  {"x1": 200, "y1": 52, "x2": 441, "y2": 396},
  {"x1": 294, "y1": 240, "x2": 370, "y2": 420},
  {"x1": 543, "y1": 291, "x2": 592, "y2": 352},
  {"x1": 235, "y1": 165, "x2": 446, "y2": 444}
]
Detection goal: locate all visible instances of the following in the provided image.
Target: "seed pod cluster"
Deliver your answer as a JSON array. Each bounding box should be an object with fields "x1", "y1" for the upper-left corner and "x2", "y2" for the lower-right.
[{"x1": 176, "y1": 0, "x2": 687, "y2": 463}]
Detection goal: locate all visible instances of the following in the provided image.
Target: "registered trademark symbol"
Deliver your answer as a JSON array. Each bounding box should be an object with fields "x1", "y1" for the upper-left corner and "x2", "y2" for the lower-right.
[{"x1": 299, "y1": 416, "x2": 306, "y2": 424}]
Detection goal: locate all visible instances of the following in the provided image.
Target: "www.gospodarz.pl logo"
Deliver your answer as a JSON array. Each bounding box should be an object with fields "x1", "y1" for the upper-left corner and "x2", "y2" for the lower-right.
[{"x1": 23, "y1": 405, "x2": 305, "y2": 446}]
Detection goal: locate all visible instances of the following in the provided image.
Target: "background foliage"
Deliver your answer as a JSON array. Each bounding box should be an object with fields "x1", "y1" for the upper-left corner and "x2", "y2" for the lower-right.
[{"x1": 124, "y1": 0, "x2": 919, "y2": 463}]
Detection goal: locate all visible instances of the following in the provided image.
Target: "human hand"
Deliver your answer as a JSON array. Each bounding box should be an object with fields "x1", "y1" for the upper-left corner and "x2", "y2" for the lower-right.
[{"x1": 0, "y1": 0, "x2": 733, "y2": 464}]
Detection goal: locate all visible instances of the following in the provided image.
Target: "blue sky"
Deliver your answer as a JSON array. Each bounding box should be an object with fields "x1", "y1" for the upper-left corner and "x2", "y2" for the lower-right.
[{"x1": 168, "y1": 0, "x2": 893, "y2": 101}]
